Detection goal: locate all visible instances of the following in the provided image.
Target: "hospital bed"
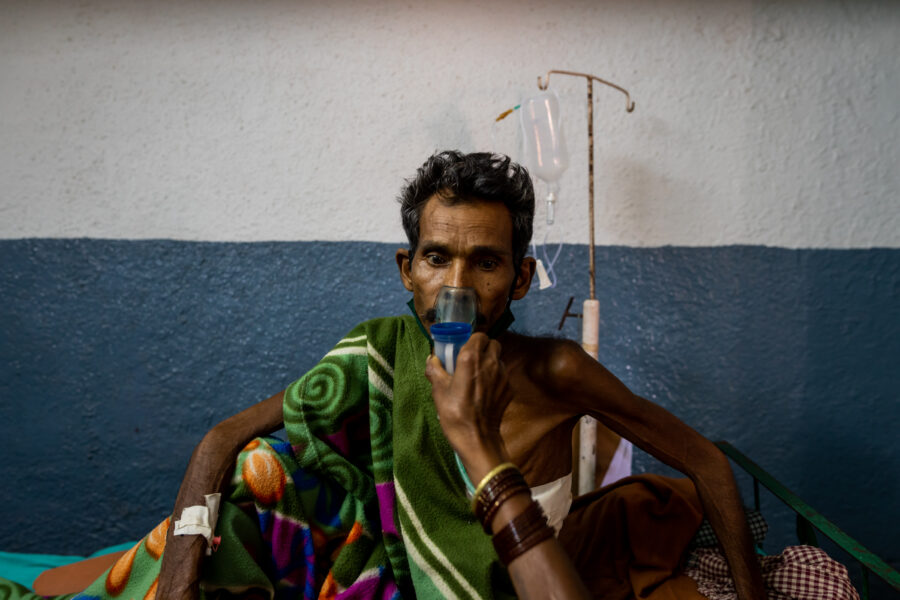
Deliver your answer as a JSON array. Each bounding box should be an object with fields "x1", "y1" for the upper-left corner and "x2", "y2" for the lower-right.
[
  {"x1": 1, "y1": 443, "x2": 896, "y2": 598},
  {"x1": 715, "y1": 441, "x2": 899, "y2": 599}
]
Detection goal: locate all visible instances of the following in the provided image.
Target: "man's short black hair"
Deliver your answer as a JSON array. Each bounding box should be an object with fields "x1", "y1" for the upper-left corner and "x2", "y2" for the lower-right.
[{"x1": 398, "y1": 150, "x2": 535, "y2": 266}]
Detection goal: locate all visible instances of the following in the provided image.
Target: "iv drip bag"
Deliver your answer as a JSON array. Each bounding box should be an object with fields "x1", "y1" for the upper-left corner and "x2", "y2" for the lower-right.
[
  {"x1": 521, "y1": 90, "x2": 568, "y2": 224},
  {"x1": 521, "y1": 90, "x2": 569, "y2": 184}
]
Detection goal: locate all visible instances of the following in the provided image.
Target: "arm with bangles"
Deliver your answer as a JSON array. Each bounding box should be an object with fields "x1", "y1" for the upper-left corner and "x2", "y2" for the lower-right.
[
  {"x1": 543, "y1": 340, "x2": 766, "y2": 600},
  {"x1": 424, "y1": 335, "x2": 591, "y2": 600},
  {"x1": 157, "y1": 391, "x2": 286, "y2": 600}
]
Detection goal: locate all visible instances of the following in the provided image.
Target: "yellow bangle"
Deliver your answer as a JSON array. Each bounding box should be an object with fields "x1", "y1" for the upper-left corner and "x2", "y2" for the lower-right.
[{"x1": 471, "y1": 462, "x2": 517, "y2": 512}]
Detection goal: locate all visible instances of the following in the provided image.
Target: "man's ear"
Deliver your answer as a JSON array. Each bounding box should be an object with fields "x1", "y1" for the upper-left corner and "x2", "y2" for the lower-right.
[
  {"x1": 511, "y1": 256, "x2": 536, "y2": 300},
  {"x1": 396, "y1": 248, "x2": 414, "y2": 292}
]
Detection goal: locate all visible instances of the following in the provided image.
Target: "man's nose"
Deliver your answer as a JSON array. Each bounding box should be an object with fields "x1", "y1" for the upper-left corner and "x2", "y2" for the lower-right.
[{"x1": 445, "y1": 261, "x2": 472, "y2": 289}]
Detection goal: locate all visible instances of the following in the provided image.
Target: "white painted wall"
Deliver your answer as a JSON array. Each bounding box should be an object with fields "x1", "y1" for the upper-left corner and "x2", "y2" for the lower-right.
[{"x1": 1, "y1": 0, "x2": 897, "y2": 248}]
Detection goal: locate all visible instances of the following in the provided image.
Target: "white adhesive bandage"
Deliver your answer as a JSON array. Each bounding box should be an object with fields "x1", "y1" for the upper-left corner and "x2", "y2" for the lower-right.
[{"x1": 173, "y1": 493, "x2": 222, "y2": 554}]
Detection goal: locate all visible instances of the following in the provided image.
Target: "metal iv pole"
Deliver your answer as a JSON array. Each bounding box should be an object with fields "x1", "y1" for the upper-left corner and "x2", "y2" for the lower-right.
[{"x1": 540, "y1": 69, "x2": 635, "y2": 495}]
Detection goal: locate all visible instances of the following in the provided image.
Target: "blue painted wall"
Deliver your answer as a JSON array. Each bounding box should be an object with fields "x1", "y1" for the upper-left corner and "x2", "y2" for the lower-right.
[{"x1": 1, "y1": 240, "x2": 897, "y2": 576}]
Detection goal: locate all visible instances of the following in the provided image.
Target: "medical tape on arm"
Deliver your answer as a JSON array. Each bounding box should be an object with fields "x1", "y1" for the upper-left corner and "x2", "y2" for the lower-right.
[{"x1": 173, "y1": 493, "x2": 222, "y2": 554}]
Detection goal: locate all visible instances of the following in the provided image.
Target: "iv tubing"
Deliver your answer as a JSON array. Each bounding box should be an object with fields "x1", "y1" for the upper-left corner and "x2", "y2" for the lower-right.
[
  {"x1": 533, "y1": 231, "x2": 564, "y2": 290},
  {"x1": 495, "y1": 105, "x2": 520, "y2": 122}
]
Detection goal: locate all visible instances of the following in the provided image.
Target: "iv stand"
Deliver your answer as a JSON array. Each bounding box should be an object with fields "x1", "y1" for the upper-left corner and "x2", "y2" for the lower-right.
[{"x1": 538, "y1": 69, "x2": 634, "y2": 495}]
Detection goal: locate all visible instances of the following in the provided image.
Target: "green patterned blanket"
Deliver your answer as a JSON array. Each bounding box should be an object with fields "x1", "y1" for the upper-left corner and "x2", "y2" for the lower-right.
[{"x1": 0, "y1": 315, "x2": 512, "y2": 600}]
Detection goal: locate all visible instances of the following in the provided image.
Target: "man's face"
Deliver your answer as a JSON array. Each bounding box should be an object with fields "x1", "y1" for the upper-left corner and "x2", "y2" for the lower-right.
[{"x1": 396, "y1": 195, "x2": 535, "y2": 334}]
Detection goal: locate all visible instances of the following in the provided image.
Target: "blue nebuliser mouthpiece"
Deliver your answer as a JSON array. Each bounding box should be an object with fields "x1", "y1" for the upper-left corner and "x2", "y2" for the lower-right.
[{"x1": 431, "y1": 322, "x2": 472, "y2": 374}]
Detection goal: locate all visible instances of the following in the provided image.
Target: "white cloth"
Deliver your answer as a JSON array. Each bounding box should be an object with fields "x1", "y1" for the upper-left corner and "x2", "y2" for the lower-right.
[{"x1": 531, "y1": 472, "x2": 573, "y2": 535}]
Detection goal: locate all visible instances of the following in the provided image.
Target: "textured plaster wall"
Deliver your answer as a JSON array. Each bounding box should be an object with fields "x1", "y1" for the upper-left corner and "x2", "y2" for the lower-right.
[{"x1": 1, "y1": 0, "x2": 898, "y2": 247}]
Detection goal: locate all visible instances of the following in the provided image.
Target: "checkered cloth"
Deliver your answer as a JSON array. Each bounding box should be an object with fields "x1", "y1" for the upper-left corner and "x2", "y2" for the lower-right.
[
  {"x1": 685, "y1": 545, "x2": 860, "y2": 600},
  {"x1": 691, "y1": 508, "x2": 769, "y2": 548}
]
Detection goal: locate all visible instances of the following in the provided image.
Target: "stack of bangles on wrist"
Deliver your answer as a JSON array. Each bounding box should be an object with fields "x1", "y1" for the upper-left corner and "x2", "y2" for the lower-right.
[{"x1": 471, "y1": 463, "x2": 555, "y2": 566}]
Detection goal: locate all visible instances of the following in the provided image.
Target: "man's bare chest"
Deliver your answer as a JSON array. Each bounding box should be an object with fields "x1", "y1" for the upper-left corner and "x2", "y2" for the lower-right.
[{"x1": 499, "y1": 372, "x2": 580, "y2": 485}]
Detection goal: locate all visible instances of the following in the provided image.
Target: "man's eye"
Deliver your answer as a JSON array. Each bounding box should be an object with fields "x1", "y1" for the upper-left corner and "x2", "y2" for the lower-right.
[
  {"x1": 478, "y1": 259, "x2": 498, "y2": 270},
  {"x1": 425, "y1": 254, "x2": 447, "y2": 266}
]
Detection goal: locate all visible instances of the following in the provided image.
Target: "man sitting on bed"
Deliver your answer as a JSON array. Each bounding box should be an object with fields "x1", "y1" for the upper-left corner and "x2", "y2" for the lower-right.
[{"x1": 30, "y1": 151, "x2": 764, "y2": 599}]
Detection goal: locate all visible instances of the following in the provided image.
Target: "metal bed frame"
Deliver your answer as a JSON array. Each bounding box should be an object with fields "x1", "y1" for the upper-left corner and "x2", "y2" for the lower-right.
[{"x1": 715, "y1": 441, "x2": 900, "y2": 599}]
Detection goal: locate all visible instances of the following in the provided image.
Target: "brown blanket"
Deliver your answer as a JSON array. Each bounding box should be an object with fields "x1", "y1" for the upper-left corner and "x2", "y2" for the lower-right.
[{"x1": 559, "y1": 474, "x2": 706, "y2": 600}]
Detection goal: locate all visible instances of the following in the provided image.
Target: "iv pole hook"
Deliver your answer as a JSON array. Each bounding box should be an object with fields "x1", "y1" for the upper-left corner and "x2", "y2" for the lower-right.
[{"x1": 538, "y1": 70, "x2": 635, "y2": 113}]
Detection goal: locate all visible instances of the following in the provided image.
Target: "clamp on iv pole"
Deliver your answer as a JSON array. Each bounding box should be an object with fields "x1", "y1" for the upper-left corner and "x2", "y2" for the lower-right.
[{"x1": 538, "y1": 69, "x2": 635, "y2": 495}]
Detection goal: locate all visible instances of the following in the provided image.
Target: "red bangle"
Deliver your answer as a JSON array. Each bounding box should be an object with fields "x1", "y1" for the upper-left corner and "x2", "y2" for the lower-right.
[
  {"x1": 491, "y1": 501, "x2": 554, "y2": 566},
  {"x1": 473, "y1": 467, "x2": 528, "y2": 527},
  {"x1": 481, "y1": 485, "x2": 530, "y2": 534}
]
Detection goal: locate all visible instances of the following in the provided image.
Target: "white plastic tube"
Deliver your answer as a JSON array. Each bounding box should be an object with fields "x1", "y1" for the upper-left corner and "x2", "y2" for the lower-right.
[
  {"x1": 578, "y1": 299, "x2": 600, "y2": 496},
  {"x1": 578, "y1": 299, "x2": 633, "y2": 493}
]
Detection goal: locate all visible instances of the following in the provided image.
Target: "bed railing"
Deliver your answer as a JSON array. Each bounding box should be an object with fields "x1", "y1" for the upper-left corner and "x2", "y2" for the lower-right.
[{"x1": 715, "y1": 441, "x2": 900, "y2": 599}]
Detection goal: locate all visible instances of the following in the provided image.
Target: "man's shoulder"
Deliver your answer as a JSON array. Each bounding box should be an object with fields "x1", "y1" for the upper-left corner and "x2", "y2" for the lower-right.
[
  {"x1": 501, "y1": 331, "x2": 591, "y2": 385},
  {"x1": 502, "y1": 331, "x2": 580, "y2": 354}
]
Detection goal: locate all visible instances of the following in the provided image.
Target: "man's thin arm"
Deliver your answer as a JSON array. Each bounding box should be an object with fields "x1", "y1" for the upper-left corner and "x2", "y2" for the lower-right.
[
  {"x1": 689, "y1": 448, "x2": 764, "y2": 600},
  {"x1": 459, "y1": 444, "x2": 591, "y2": 600},
  {"x1": 157, "y1": 390, "x2": 285, "y2": 600},
  {"x1": 545, "y1": 342, "x2": 765, "y2": 600},
  {"x1": 425, "y1": 345, "x2": 591, "y2": 600}
]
